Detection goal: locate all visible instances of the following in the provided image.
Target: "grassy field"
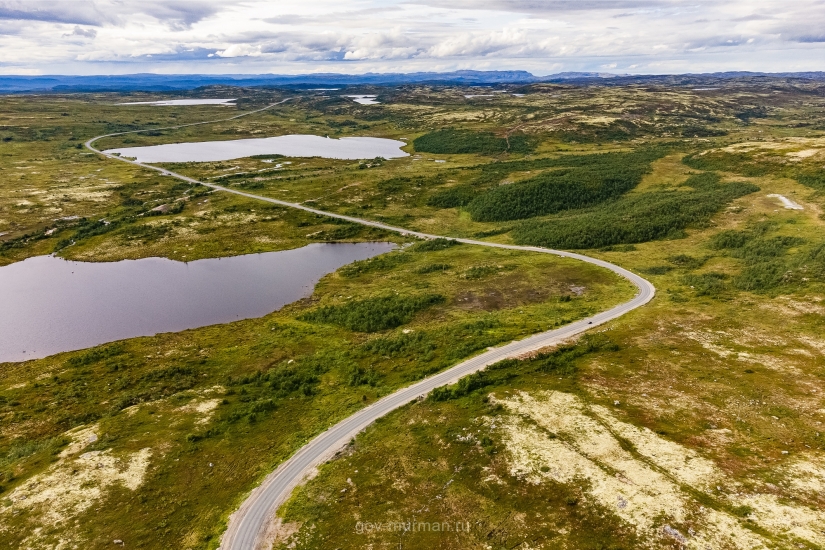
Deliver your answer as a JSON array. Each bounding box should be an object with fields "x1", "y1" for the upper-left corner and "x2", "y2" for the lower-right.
[{"x1": 2, "y1": 78, "x2": 825, "y2": 549}]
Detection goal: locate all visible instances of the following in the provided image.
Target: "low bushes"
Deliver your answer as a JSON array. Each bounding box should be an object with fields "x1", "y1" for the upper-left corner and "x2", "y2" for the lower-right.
[
  {"x1": 511, "y1": 173, "x2": 758, "y2": 249},
  {"x1": 300, "y1": 294, "x2": 445, "y2": 332}
]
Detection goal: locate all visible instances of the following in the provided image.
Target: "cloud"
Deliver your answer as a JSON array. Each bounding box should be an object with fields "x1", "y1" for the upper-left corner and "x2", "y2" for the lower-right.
[
  {"x1": 0, "y1": 0, "x2": 823, "y2": 74},
  {"x1": 63, "y1": 26, "x2": 97, "y2": 38},
  {"x1": 216, "y1": 43, "x2": 262, "y2": 58},
  {"x1": 0, "y1": 0, "x2": 221, "y2": 28},
  {"x1": 0, "y1": 1, "x2": 111, "y2": 26}
]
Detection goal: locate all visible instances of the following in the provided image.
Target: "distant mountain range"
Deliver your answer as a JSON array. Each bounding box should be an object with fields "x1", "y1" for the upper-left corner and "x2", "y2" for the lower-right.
[{"x1": 1, "y1": 70, "x2": 824, "y2": 93}]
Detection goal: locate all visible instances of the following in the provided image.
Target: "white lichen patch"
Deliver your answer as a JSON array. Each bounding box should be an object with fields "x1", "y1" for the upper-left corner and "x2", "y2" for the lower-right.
[
  {"x1": 720, "y1": 137, "x2": 825, "y2": 154},
  {"x1": 494, "y1": 390, "x2": 825, "y2": 548},
  {"x1": 589, "y1": 404, "x2": 719, "y2": 490},
  {"x1": 785, "y1": 149, "x2": 821, "y2": 160},
  {"x1": 735, "y1": 493, "x2": 825, "y2": 546},
  {"x1": 176, "y1": 397, "x2": 222, "y2": 424},
  {"x1": 3, "y1": 446, "x2": 151, "y2": 530},
  {"x1": 784, "y1": 456, "x2": 825, "y2": 495},
  {"x1": 58, "y1": 424, "x2": 100, "y2": 458}
]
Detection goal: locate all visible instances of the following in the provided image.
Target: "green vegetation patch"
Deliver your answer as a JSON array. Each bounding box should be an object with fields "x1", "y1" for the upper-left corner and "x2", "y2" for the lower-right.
[
  {"x1": 511, "y1": 173, "x2": 758, "y2": 249},
  {"x1": 413, "y1": 129, "x2": 535, "y2": 155},
  {"x1": 704, "y1": 223, "x2": 820, "y2": 293},
  {"x1": 300, "y1": 294, "x2": 446, "y2": 332},
  {"x1": 465, "y1": 157, "x2": 652, "y2": 222}
]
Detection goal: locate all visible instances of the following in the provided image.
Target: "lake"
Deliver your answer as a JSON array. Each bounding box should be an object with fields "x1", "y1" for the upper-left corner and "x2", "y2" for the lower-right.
[
  {"x1": 117, "y1": 99, "x2": 237, "y2": 106},
  {"x1": 346, "y1": 95, "x2": 379, "y2": 105},
  {"x1": 104, "y1": 135, "x2": 408, "y2": 163},
  {"x1": 0, "y1": 242, "x2": 395, "y2": 362}
]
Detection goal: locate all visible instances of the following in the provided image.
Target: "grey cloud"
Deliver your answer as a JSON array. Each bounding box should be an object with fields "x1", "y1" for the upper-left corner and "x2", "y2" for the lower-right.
[
  {"x1": 0, "y1": 1, "x2": 111, "y2": 26},
  {"x1": 263, "y1": 15, "x2": 311, "y2": 25},
  {"x1": 411, "y1": 0, "x2": 672, "y2": 13},
  {"x1": 0, "y1": 0, "x2": 220, "y2": 29},
  {"x1": 731, "y1": 14, "x2": 775, "y2": 22},
  {"x1": 785, "y1": 32, "x2": 825, "y2": 43},
  {"x1": 136, "y1": 1, "x2": 222, "y2": 28},
  {"x1": 64, "y1": 26, "x2": 97, "y2": 38}
]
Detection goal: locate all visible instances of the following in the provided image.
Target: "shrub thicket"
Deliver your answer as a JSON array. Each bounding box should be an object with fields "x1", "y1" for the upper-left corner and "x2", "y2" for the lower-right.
[
  {"x1": 510, "y1": 173, "x2": 757, "y2": 249},
  {"x1": 707, "y1": 226, "x2": 807, "y2": 292},
  {"x1": 426, "y1": 147, "x2": 670, "y2": 212},
  {"x1": 411, "y1": 238, "x2": 462, "y2": 252},
  {"x1": 465, "y1": 163, "x2": 652, "y2": 222},
  {"x1": 300, "y1": 294, "x2": 445, "y2": 332},
  {"x1": 428, "y1": 333, "x2": 618, "y2": 401}
]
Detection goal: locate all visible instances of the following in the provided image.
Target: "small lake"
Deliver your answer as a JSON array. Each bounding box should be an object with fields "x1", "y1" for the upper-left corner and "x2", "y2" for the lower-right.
[
  {"x1": 117, "y1": 99, "x2": 237, "y2": 106},
  {"x1": 104, "y1": 135, "x2": 409, "y2": 163},
  {"x1": 0, "y1": 243, "x2": 395, "y2": 363},
  {"x1": 346, "y1": 95, "x2": 379, "y2": 105}
]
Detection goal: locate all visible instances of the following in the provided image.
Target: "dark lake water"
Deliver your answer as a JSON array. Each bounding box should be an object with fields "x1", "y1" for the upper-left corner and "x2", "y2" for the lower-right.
[{"x1": 0, "y1": 242, "x2": 394, "y2": 363}]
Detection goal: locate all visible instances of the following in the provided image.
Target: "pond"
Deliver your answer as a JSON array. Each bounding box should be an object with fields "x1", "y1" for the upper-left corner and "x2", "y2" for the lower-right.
[
  {"x1": 0, "y1": 242, "x2": 395, "y2": 363},
  {"x1": 104, "y1": 135, "x2": 408, "y2": 163}
]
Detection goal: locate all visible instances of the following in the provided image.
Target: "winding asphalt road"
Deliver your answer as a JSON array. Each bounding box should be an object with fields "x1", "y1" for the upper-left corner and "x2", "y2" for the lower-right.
[{"x1": 86, "y1": 101, "x2": 655, "y2": 550}]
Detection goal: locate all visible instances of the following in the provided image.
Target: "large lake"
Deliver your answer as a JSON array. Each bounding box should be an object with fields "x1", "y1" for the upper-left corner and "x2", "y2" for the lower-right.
[
  {"x1": 104, "y1": 135, "x2": 409, "y2": 163},
  {"x1": 0, "y1": 243, "x2": 394, "y2": 363}
]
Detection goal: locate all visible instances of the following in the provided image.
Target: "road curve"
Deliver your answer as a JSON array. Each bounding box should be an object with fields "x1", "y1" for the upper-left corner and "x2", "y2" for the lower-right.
[{"x1": 86, "y1": 102, "x2": 655, "y2": 550}]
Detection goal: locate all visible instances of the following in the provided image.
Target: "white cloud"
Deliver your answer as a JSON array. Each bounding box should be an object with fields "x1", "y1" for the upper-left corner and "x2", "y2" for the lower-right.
[
  {"x1": 0, "y1": 0, "x2": 822, "y2": 74},
  {"x1": 216, "y1": 44, "x2": 262, "y2": 58}
]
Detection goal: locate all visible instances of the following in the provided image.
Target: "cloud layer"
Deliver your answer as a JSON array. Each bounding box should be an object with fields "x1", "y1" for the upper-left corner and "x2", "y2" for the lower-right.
[{"x1": 0, "y1": 0, "x2": 823, "y2": 75}]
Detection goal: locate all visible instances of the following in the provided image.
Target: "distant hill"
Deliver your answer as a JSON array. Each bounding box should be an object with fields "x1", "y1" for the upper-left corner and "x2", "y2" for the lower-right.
[{"x1": 1, "y1": 70, "x2": 823, "y2": 93}]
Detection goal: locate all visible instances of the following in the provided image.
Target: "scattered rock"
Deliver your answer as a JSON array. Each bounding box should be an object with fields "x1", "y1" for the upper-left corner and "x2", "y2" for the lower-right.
[{"x1": 662, "y1": 524, "x2": 687, "y2": 544}]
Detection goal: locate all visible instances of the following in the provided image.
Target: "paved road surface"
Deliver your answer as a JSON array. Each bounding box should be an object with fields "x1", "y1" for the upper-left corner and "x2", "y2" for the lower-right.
[{"x1": 86, "y1": 102, "x2": 655, "y2": 550}]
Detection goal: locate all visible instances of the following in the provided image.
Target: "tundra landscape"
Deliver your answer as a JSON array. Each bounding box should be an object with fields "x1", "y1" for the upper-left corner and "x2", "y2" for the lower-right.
[{"x1": 1, "y1": 72, "x2": 825, "y2": 550}]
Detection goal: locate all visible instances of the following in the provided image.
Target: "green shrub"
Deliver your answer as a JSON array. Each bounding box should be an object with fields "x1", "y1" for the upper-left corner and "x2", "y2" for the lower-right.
[
  {"x1": 66, "y1": 344, "x2": 126, "y2": 367},
  {"x1": 681, "y1": 126, "x2": 728, "y2": 137},
  {"x1": 362, "y1": 331, "x2": 437, "y2": 358},
  {"x1": 640, "y1": 266, "x2": 673, "y2": 275},
  {"x1": 339, "y1": 253, "x2": 411, "y2": 278},
  {"x1": 463, "y1": 150, "x2": 666, "y2": 222},
  {"x1": 462, "y1": 265, "x2": 499, "y2": 279},
  {"x1": 705, "y1": 225, "x2": 808, "y2": 292},
  {"x1": 429, "y1": 371, "x2": 492, "y2": 401},
  {"x1": 667, "y1": 254, "x2": 705, "y2": 269},
  {"x1": 411, "y1": 238, "x2": 461, "y2": 252},
  {"x1": 683, "y1": 272, "x2": 728, "y2": 296},
  {"x1": 511, "y1": 173, "x2": 758, "y2": 249},
  {"x1": 709, "y1": 230, "x2": 750, "y2": 250},
  {"x1": 796, "y1": 171, "x2": 825, "y2": 190},
  {"x1": 415, "y1": 263, "x2": 452, "y2": 274},
  {"x1": 348, "y1": 366, "x2": 379, "y2": 387},
  {"x1": 426, "y1": 185, "x2": 477, "y2": 208},
  {"x1": 300, "y1": 294, "x2": 445, "y2": 332}
]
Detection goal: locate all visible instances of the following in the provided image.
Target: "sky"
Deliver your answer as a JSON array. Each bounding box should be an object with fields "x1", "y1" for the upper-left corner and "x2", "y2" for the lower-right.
[{"x1": 0, "y1": 0, "x2": 823, "y2": 76}]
